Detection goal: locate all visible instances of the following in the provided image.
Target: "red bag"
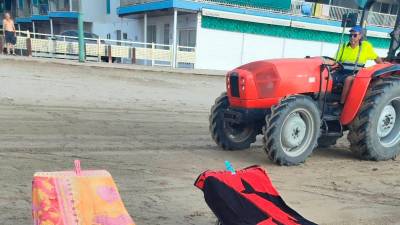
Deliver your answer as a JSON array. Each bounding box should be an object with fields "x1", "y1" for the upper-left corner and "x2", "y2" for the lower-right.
[{"x1": 195, "y1": 165, "x2": 317, "y2": 225}]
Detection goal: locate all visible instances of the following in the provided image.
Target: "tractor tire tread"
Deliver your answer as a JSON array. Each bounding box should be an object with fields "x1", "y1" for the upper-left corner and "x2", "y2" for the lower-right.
[
  {"x1": 263, "y1": 96, "x2": 321, "y2": 166},
  {"x1": 209, "y1": 92, "x2": 258, "y2": 151},
  {"x1": 348, "y1": 78, "x2": 400, "y2": 160}
]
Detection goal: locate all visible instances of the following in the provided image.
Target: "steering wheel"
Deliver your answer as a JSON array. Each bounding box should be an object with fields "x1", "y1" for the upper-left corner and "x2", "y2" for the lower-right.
[{"x1": 322, "y1": 56, "x2": 343, "y2": 71}]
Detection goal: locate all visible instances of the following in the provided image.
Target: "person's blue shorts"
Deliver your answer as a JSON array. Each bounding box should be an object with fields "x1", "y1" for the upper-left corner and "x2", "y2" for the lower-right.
[
  {"x1": 333, "y1": 69, "x2": 356, "y2": 84},
  {"x1": 5, "y1": 31, "x2": 16, "y2": 45}
]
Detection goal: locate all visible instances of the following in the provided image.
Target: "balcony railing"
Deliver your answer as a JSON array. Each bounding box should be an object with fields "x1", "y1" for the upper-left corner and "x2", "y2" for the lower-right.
[
  {"x1": 120, "y1": 0, "x2": 162, "y2": 7},
  {"x1": 32, "y1": 4, "x2": 49, "y2": 15},
  {"x1": 120, "y1": 0, "x2": 397, "y2": 28},
  {"x1": 49, "y1": 0, "x2": 78, "y2": 12},
  {"x1": 17, "y1": 6, "x2": 31, "y2": 18}
]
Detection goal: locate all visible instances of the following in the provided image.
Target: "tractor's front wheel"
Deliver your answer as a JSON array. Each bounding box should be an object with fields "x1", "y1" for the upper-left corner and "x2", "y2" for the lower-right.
[
  {"x1": 263, "y1": 96, "x2": 321, "y2": 166},
  {"x1": 210, "y1": 93, "x2": 259, "y2": 150},
  {"x1": 348, "y1": 78, "x2": 400, "y2": 160}
]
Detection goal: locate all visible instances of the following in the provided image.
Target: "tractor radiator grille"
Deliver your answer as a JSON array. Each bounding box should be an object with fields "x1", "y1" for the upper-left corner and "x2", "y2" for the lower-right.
[{"x1": 230, "y1": 75, "x2": 240, "y2": 97}]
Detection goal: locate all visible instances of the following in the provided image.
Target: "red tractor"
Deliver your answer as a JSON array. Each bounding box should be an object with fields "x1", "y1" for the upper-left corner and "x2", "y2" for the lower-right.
[{"x1": 210, "y1": 0, "x2": 400, "y2": 166}]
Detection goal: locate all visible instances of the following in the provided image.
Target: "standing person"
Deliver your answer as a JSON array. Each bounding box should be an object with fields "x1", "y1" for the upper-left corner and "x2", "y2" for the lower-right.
[{"x1": 2, "y1": 12, "x2": 16, "y2": 55}]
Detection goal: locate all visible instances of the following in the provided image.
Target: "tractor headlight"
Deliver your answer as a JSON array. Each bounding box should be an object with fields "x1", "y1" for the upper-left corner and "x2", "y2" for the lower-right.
[{"x1": 241, "y1": 77, "x2": 245, "y2": 91}]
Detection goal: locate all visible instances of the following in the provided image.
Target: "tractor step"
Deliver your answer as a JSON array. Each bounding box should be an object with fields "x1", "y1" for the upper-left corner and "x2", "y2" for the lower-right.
[
  {"x1": 322, "y1": 115, "x2": 340, "y2": 121},
  {"x1": 322, "y1": 116, "x2": 343, "y2": 137},
  {"x1": 322, "y1": 132, "x2": 343, "y2": 137}
]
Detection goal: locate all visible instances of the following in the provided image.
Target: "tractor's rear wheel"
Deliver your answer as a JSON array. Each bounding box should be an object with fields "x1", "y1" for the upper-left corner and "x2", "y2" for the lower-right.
[
  {"x1": 263, "y1": 96, "x2": 321, "y2": 166},
  {"x1": 210, "y1": 92, "x2": 259, "y2": 150},
  {"x1": 348, "y1": 78, "x2": 400, "y2": 160}
]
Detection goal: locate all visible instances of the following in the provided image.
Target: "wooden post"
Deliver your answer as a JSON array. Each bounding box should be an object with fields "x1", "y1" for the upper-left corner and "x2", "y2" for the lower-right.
[
  {"x1": 27, "y1": 38, "x2": 32, "y2": 57},
  {"x1": 97, "y1": 37, "x2": 101, "y2": 62},
  {"x1": 27, "y1": 30, "x2": 32, "y2": 57},
  {"x1": 151, "y1": 42, "x2": 155, "y2": 66},
  {"x1": 0, "y1": 36, "x2": 3, "y2": 55},
  {"x1": 108, "y1": 45, "x2": 112, "y2": 63},
  {"x1": 131, "y1": 47, "x2": 136, "y2": 64}
]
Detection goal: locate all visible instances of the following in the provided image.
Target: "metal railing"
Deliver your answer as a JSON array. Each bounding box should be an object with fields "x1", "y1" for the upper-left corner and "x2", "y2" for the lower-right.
[
  {"x1": 32, "y1": 4, "x2": 49, "y2": 15},
  {"x1": 49, "y1": 0, "x2": 78, "y2": 12},
  {"x1": 120, "y1": 0, "x2": 163, "y2": 7},
  {"x1": 195, "y1": 0, "x2": 292, "y2": 13},
  {"x1": 120, "y1": 0, "x2": 397, "y2": 28},
  {"x1": 17, "y1": 5, "x2": 31, "y2": 18},
  {"x1": 0, "y1": 30, "x2": 196, "y2": 68}
]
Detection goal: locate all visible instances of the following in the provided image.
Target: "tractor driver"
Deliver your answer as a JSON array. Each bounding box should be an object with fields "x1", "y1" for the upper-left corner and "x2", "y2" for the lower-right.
[{"x1": 332, "y1": 25, "x2": 383, "y2": 105}]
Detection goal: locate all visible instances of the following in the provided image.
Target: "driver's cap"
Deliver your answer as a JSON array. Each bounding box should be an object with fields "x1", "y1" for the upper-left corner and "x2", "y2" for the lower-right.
[{"x1": 350, "y1": 25, "x2": 364, "y2": 33}]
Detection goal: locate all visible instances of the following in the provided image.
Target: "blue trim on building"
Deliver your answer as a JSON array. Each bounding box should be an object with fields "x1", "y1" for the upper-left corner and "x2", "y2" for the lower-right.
[
  {"x1": 173, "y1": 0, "x2": 202, "y2": 10},
  {"x1": 49, "y1": 11, "x2": 79, "y2": 19},
  {"x1": 117, "y1": 0, "x2": 173, "y2": 15},
  {"x1": 31, "y1": 15, "x2": 50, "y2": 21},
  {"x1": 367, "y1": 26, "x2": 392, "y2": 33},
  {"x1": 117, "y1": 0, "x2": 392, "y2": 34},
  {"x1": 16, "y1": 17, "x2": 32, "y2": 23}
]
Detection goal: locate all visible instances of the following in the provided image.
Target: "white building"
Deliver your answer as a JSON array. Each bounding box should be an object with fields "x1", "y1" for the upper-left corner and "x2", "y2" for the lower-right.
[
  {"x1": 117, "y1": 0, "x2": 397, "y2": 70},
  {"x1": 2, "y1": 0, "x2": 398, "y2": 70},
  {"x1": 1, "y1": 0, "x2": 136, "y2": 41}
]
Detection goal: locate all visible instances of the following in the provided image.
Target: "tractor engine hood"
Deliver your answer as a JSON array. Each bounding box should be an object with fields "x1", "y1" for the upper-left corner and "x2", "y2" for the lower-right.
[{"x1": 227, "y1": 57, "x2": 328, "y2": 108}]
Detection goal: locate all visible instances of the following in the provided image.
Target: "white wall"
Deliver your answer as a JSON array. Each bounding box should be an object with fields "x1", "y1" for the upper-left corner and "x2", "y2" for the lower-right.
[
  {"x1": 196, "y1": 28, "x2": 243, "y2": 70},
  {"x1": 92, "y1": 18, "x2": 141, "y2": 40},
  {"x1": 284, "y1": 39, "x2": 322, "y2": 58},
  {"x1": 195, "y1": 26, "x2": 387, "y2": 70},
  {"x1": 321, "y1": 42, "x2": 339, "y2": 57},
  {"x1": 82, "y1": 0, "x2": 107, "y2": 23},
  {"x1": 241, "y1": 34, "x2": 285, "y2": 64},
  {"x1": 83, "y1": 0, "x2": 139, "y2": 40}
]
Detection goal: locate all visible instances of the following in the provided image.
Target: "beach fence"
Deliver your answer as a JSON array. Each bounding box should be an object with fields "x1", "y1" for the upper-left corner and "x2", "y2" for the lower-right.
[{"x1": 0, "y1": 30, "x2": 196, "y2": 68}]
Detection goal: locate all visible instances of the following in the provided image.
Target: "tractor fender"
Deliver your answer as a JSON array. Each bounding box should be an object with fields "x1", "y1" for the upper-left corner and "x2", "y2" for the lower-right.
[
  {"x1": 341, "y1": 63, "x2": 395, "y2": 125},
  {"x1": 372, "y1": 64, "x2": 400, "y2": 78}
]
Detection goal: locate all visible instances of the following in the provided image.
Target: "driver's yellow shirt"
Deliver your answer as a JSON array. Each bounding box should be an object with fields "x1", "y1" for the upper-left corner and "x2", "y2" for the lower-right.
[{"x1": 336, "y1": 41, "x2": 378, "y2": 65}]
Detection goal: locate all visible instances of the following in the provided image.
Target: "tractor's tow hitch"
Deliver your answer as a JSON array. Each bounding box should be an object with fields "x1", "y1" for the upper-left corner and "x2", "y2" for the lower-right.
[
  {"x1": 223, "y1": 108, "x2": 270, "y2": 125},
  {"x1": 224, "y1": 110, "x2": 242, "y2": 124}
]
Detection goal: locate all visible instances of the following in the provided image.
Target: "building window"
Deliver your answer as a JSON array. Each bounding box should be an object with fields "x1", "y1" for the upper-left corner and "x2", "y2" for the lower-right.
[
  {"x1": 123, "y1": 33, "x2": 128, "y2": 40},
  {"x1": 147, "y1": 25, "x2": 156, "y2": 43},
  {"x1": 116, "y1": 30, "x2": 121, "y2": 40},
  {"x1": 106, "y1": 0, "x2": 110, "y2": 14},
  {"x1": 391, "y1": 4, "x2": 399, "y2": 15},
  {"x1": 179, "y1": 29, "x2": 196, "y2": 47},
  {"x1": 380, "y1": 3, "x2": 389, "y2": 14},
  {"x1": 163, "y1": 24, "x2": 170, "y2": 45},
  {"x1": 0, "y1": 1, "x2": 5, "y2": 12}
]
